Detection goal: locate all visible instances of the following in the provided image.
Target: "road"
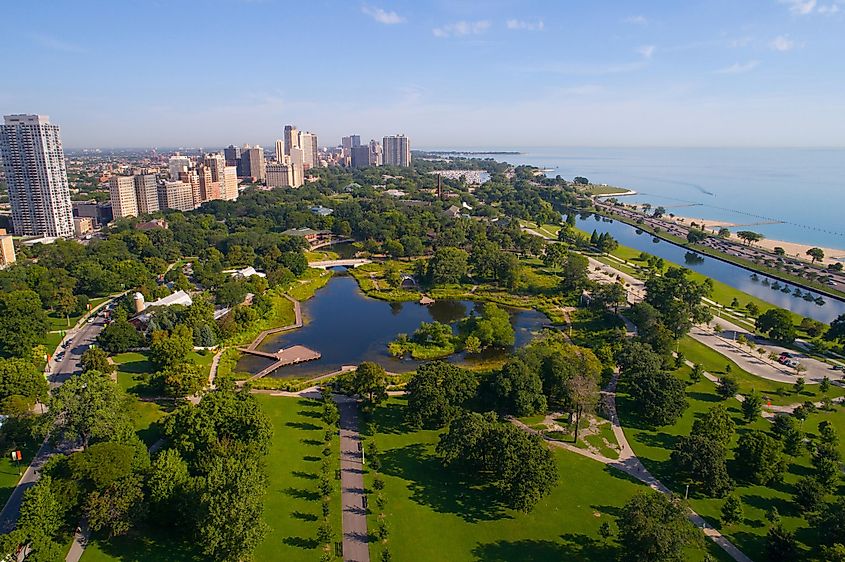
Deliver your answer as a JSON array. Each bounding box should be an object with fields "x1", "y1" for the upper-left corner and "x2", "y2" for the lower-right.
[
  {"x1": 0, "y1": 314, "x2": 107, "y2": 534},
  {"x1": 336, "y1": 398, "x2": 369, "y2": 562}
]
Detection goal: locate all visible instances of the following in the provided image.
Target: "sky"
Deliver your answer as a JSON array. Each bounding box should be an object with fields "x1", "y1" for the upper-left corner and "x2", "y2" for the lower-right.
[{"x1": 2, "y1": 0, "x2": 844, "y2": 148}]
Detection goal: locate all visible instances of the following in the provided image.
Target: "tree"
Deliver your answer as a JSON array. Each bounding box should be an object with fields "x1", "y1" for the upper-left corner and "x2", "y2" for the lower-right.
[
  {"x1": 828, "y1": 314, "x2": 845, "y2": 342},
  {"x1": 0, "y1": 290, "x2": 49, "y2": 357},
  {"x1": 736, "y1": 231, "x2": 764, "y2": 246},
  {"x1": 46, "y1": 370, "x2": 133, "y2": 449},
  {"x1": 617, "y1": 491, "x2": 700, "y2": 562},
  {"x1": 405, "y1": 362, "x2": 478, "y2": 429},
  {"x1": 147, "y1": 449, "x2": 190, "y2": 524},
  {"x1": 0, "y1": 357, "x2": 48, "y2": 405},
  {"x1": 742, "y1": 391, "x2": 763, "y2": 423},
  {"x1": 150, "y1": 325, "x2": 194, "y2": 369},
  {"x1": 627, "y1": 370, "x2": 688, "y2": 427},
  {"x1": 716, "y1": 376, "x2": 739, "y2": 400},
  {"x1": 80, "y1": 347, "x2": 114, "y2": 375},
  {"x1": 159, "y1": 361, "x2": 206, "y2": 398},
  {"x1": 721, "y1": 495, "x2": 743, "y2": 526},
  {"x1": 644, "y1": 267, "x2": 712, "y2": 337},
  {"x1": 427, "y1": 247, "x2": 468, "y2": 285},
  {"x1": 347, "y1": 362, "x2": 388, "y2": 406},
  {"x1": 54, "y1": 287, "x2": 79, "y2": 326},
  {"x1": 793, "y1": 476, "x2": 825, "y2": 513},
  {"x1": 68, "y1": 441, "x2": 138, "y2": 489},
  {"x1": 195, "y1": 455, "x2": 268, "y2": 562},
  {"x1": 735, "y1": 430, "x2": 786, "y2": 485},
  {"x1": 793, "y1": 377, "x2": 805, "y2": 395},
  {"x1": 686, "y1": 229, "x2": 707, "y2": 244},
  {"x1": 821, "y1": 376, "x2": 832, "y2": 395},
  {"x1": 85, "y1": 474, "x2": 144, "y2": 537},
  {"x1": 689, "y1": 363, "x2": 704, "y2": 383},
  {"x1": 772, "y1": 414, "x2": 803, "y2": 456},
  {"x1": 97, "y1": 318, "x2": 144, "y2": 353},
  {"x1": 490, "y1": 358, "x2": 547, "y2": 417},
  {"x1": 560, "y1": 251, "x2": 589, "y2": 290},
  {"x1": 599, "y1": 521, "x2": 613, "y2": 542},
  {"x1": 691, "y1": 404, "x2": 735, "y2": 445},
  {"x1": 543, "y1": 243, "x2": 568, "y2": 269},
  {"x1": 16, "y1": 476, "x2": 65, "y2": 553},
  {"x1": 815, "y1": 497, "x2": 845, "y2": 547},
  {"x1": 756, "y1": 309, "x2": 796, "y2": 343},
  {"x1": 807, "y1": 247, "x2": 825, "y2": 264},
  {"x1": 745, "y1": 302, "x2": 760, "y2": 317},
  {"x1": 765, "y1": 523, "x2": 797, "y2": 562},
  {"x1": 670, "y1": 435, "x2": 733, "y2": 497}
]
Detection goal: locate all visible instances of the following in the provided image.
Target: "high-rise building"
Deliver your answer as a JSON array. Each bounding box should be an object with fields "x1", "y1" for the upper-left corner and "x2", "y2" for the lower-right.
[
  {"x1": 342, "y1": 135, "x2": 361, "y2": 150},
  {"x1": 284, "y1": 125, "x2": 299, "y2": 156},
  {"x1": 0, "y1": 114, "x2": 74, "y2": 237},
  {"x1": 134, "y1": 174, "x2": 159, "y2": 215},
  {"x1": 197, "y1": 164, "x2": 220, "y2": 202},
  {"x1": 350, "y1": 145, "x2": 371, "y2": 168},
  {"x1": 222, "y1": 166, "x2": 239, "y2": 200},
  {"x1": 299, "y1": 132, "x2": 318, "y2": 169},
  {"x1": 266, "y1": 163, "x2": 295, "y2": 188},
  {"x1": 0, "y1": 230, "x2": 16, "y2": 268},
  {"x1": 168, "y1": 153, "x2": 190, "y2": 180},
  {"x1": 179, "y1": 171, "x2": 202, "y2": 207},
  {"x1": 288, "y1": 147, "x2": 304, "y2": 186},
  {"x1": 239, "y1": 145, "x2": 265, "y2": 181},
  {"x1": 383, "y1": 134, "x2": 411, "y2": 167},
  {"x1": 158, "y1": 181, "x2": 195, "y2": 211},
  {"x1": 275, "y1": 139, "x2": 285, "y2": 162},
  {"x1": 109, "y1": 175, "x2": 139, "y2": 218},
  {"x1": 224, "y1": 145, "x2": 241, "y2": 167},
  {"x1": 368, "y1": 139, "x2": 383, "y2": 166}
]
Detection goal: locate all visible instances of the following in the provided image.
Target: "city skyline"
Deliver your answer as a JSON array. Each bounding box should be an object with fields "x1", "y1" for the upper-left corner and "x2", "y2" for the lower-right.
[{"x1": 2, "y1": 1, "x2": 845, "y2": 148}]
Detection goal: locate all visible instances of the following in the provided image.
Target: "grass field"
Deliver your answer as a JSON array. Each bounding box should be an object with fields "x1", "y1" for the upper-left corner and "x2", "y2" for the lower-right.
[
  {"x1": 362, "y1": 396, "x2": 725, "y2": 561},
  {"x1": 617, "y1": 365, "x2": 834, "y2": 561}
]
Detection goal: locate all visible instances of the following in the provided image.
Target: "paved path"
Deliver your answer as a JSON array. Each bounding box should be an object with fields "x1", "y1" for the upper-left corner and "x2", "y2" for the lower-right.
[
  {"x1": 65, "y1": 520, "x2": 89, "y2": 562},
  {"x1": 309, "y1": 259, "x2": 372, "y2": 270},
  {"x1": 336, "y1": 398, "x2": 369, "y2": 562}
]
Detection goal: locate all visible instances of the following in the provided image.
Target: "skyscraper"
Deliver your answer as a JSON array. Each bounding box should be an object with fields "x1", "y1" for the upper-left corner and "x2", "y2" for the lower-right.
[
  {"x1": 383, "y1": 134, "x2": 411, "y2": 167},
  {"x1": 368, "y1": 139, "x2": 383, "y2": 166},
  {"x1": 158, "y1": 181, "x2": 195, "y2": 211},
  {"x1": 109, "y1": 175, "x2": 139, "y2": 218},
  {"x1": 239, "y1": 145, "x2": 265, "y2": 181},
  {"x1": 0, "y1": 114, "x2": 74, "y2": 237},
  {"x1": 299, "y1": 132, "x2": 318, "y2": 169},
  {"x1": 168, "y1": 153, "x2": 190, "y2": 180},
  {"x1": 275, "y1": 139, "x2": 285, "y2": 162},
  {"x1": 134, "y1": 174, "x2": 159, "y2": 215},
  {"x1": 350, "y1": 145, "x2": 371, "y2": 168},
  {"x1": 288, "y1": 147, "x2": 304, "y2": 186},
  {"x1": 266, "y1": 163, "x2": 294, "y2": 188},
  {"x1": 222, "y1": 166, "x2": 239, "y2": 200},
  {"x1": 284, "y1": 125, "x2": 299, "y2": 156},
  {"x1": 224, "y1": 145, "x2": 241, "y2": 167}
]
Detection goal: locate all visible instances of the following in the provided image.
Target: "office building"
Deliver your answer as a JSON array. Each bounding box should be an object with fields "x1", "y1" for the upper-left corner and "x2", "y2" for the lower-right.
[
  {"x1": 284, "y1": 125, "x2": 299, "y2": 156},
  {"x1": 224, "y1": 145, "x2": 241, "y2": 167},
  {"x1": 342, "y1": 135, "x2": 361, "y2": 150},
  {"x1": 134, "y1": 174, "x2": 159, "y2": 214},
  {"x1": 299, "y1": 132, "x2": 318, "y2": 169},
  {"x1": 275, "y1": 139, "x2": 285, "y2": 162},
  {"x1": 158, "y1": 181, "x2": 195, "y2": 211},
  {"x1": 197, "y1": 164, "x2": 220, "y2": 202},
  {"x1": 168, "y1": 153, "x2": 190, "y2": 180},
  {"x1": 73, "y1": 201, "x2": 113, "y2": 227},
  {"x1": 0, "y1": 230, "x2": 16, "y2": 268},
  {"x1": 266, "y1": 163, "x2": 294, "y2": 188},
  {"x1": 369, "y1": 139, "x2": 383, "y2": 166},
  {"x1": 289, "y1": 147, "x2": 304, "y2": 186},
  {"x1": 222, "y1": 166, "x2": 239, "y2": 200},
  {"x1": 350, "y1": 145, "x2": 371, "y2": 168},
  {"x1": 179, "y1": 171, "x2": 202, "y2": 206},
  {"x1": 109, "y1": 175, "x2": 139, "y2": 218},
  {"x1": 0, "y1": 114, "x2": 74, "y2": 237},
  {"x1": 383, "y1": 134, "x2": 411, "y2": 167},
  {"x1": 239, "y1": 145, "x2": 265, "y2": 181}
]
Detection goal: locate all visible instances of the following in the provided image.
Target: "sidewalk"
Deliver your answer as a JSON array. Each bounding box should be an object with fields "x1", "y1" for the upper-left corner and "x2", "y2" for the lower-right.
[{"x1": 336, "y1": 398, "x2": 370, "y2": 562}]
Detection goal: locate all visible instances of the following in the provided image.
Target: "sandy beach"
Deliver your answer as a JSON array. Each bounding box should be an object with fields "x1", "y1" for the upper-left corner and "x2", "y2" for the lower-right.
[{"x1": 667, "y1": 214, "x2": 845, "y2": 265}]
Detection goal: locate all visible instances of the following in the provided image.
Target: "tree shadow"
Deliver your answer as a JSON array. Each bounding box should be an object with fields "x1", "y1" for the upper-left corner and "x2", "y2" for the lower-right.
[
  {"x1": 302, "y1": 455, "x2": 321, "y2": 462},
  {"x1": 283, "y1": 487, "x2": 320, "y2": 501},
  {"x1": 297, "y1": 409, "x2": 323, "y2": 420},
  {"x1": 687, "y1": 391, "x2": 721, "y2": 403},
  {"x1": 291, "y1": 470, "x2": 317, "y2": 480},
  {"x1": 372, "y1": 402, "x2": 414, "y2": 435},
  {"x1": 285, "y1": 421, "x2": 322, "y2": 431},
  {"x1": 291, "y1": 511, "x2": 318, "y2": 522},
  {"x1": 90, "y1": 528, "x2": 202, "y2": 561},
  {"x1": 282, "y1": 535, "x2": 319, "y2": 550},
  {"x1": 379, "y1": 443, "x2": 510, "y2": 523},
  {"x1": 300, "y1": 438, "x2": 323, "y2": 446},
  {"x1": 471, "y1": 534, "x2": 616, "y2": 562}
]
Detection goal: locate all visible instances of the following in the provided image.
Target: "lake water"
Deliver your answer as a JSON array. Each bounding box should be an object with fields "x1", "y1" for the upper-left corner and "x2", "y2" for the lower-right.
[
  {"x1": 446, "y1": 147, "x2": 845, "y2": 250},
  {"x1": 236, "y1": 272, "x2": 550, "y2": 378},
  {"x1": 575, "y1": 214, "x2": 845, "y2": 323}
]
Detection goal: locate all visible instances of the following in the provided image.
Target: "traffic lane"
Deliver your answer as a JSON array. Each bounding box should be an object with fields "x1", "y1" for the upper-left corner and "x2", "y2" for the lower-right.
[{"x1": 50, "y1": 316, "x2": 107, "y2": 385}]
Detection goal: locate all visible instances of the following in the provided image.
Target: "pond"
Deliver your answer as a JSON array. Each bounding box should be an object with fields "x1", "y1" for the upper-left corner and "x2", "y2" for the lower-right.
[
  {"x1": 574, "y1": 214, "x2": 845, "y2": 323},
  {"x1": 236, "y1": 271, "x2": 551, "y2": 379}
]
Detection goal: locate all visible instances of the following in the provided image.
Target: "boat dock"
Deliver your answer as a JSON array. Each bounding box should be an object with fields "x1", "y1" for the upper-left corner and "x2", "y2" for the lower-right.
[{"x1": 238, "y1": 345, "x2": 322, "y2": 381}]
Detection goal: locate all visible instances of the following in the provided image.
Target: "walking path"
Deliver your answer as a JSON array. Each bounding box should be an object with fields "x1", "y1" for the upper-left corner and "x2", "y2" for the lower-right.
[
  {"x1": 245, "y1": 295, "x2": 302, "y2": 351},
  {"x1": 336, "y1": 397, "x2": 370, "y2": 562},
  {"x1": 511, "y1": 371, "x2": 752, "y2": 562},
  {"x1": 65, "y1": 521, "x2": 89, "y2": 562}
]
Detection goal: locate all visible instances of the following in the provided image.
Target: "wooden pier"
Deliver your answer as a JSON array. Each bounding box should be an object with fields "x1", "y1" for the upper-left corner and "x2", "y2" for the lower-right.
[{"x1": 238, "y1": 345, "x2": 322, "y2": 381}]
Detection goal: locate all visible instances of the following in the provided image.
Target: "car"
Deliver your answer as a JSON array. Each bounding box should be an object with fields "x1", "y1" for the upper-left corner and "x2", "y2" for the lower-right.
[
  {"x1": 87, "y1": 317, "x2": 95, "y2": 323},
  {"x1": 833, "y1": 365, "x2": 845, "y2": 371}
]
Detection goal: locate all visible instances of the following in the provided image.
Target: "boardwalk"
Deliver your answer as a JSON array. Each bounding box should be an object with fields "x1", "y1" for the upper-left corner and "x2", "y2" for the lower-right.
[
  {"x1": 239, "y1": 345, "x2": 321, "y2": 381},
  {"x1": 336, "y1": 398, "x2": 370, "y2": 562}
]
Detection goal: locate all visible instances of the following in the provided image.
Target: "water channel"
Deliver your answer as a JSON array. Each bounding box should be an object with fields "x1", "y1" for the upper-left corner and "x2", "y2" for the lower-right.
[
  {"x1": 574, "y1": 214, "x2": 845, "y2": 323},
  {"x1": 236, "y1": 271, "x2": 551, "y2": 379}
]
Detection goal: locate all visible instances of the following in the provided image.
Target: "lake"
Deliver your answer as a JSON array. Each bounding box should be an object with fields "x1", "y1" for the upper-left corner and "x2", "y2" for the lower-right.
[
  {"x1": 236, "y1": 271, "x2": 550, "y2": 378},
  {"x1": 574, "y1": 214, "x2": 845, "y2": 323}
]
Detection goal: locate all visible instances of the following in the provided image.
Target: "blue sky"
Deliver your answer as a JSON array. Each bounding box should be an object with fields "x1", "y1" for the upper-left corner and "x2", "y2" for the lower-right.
[{"x1": 2, "y1": 0, "x2": 844, "y2": 148}]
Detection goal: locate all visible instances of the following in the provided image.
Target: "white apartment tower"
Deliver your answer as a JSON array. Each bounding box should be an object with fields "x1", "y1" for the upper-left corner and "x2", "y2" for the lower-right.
[
  {"x1": 275, "y1": 139, "x2": 285, "y2": 163},
  {"x1": 0, "y1": 114, "x2": 74, "y2": 237},
  {"x1": 383, "y1": 134, "x2": 411, "y2": 167},
  {"x1": 168, "y1": 153, "x2": 190, "y2": 180},
  {"x1": 109, "y1": 175, "x2": 139, "y2": 218},
  {"x1": 299, "y1": 132, "x2": 318, "y2": 169}
]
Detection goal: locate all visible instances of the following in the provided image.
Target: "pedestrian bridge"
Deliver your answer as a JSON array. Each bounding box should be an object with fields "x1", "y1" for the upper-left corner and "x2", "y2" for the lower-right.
[{"x1": 309, "y1": 259, "x2": 372, "y2": 269}]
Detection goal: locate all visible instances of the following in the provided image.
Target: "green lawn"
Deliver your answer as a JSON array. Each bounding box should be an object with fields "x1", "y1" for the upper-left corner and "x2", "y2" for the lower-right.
[
  {"x1": 0, "y1": 439, "x2": 41, "y2": 508},
  {"x1": 678, "y1": 336, "x2": 845, "y2": 406},
  {"x1": 363, "y1": 396, "x2": 724, "y2": 561},
  {"x1": 617, "y1": 366, "x2": 829, "y2": 561}
]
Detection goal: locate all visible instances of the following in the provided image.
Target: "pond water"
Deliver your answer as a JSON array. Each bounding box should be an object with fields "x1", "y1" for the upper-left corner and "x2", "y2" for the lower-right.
[
  {"x1": 574, "y1": 214, "x2": 845, "y2": 323},
  {"x1": 236, "y1": 271, "x2": 550, "y2": 379}
]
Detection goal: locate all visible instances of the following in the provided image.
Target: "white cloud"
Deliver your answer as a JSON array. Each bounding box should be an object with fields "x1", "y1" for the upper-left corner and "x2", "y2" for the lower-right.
[
  {"x1": 770, "y1": 35, "x2": 795, "y2": 51},
  {"x1": 638, "y1": 45, "x2": 656, "y2": 59},
  {"x1": 625, "y1": 15, "x2": 648, "y2": 25},
  {"x1": 30, "y1": 33, "x2": 86, "y2": 53},
  {"x1": 506, "y1": 19, "x2": 544, "y2": 31},
  {"x1": 361, "y1": 5, "x2": 405, "y2": 25},
  {"x1": 716, "y1": 60, "x2": 760, "y2": 74},
  {"x1": 432, "y1": 20, "x2": 491, "y2": 38},
  {"x1": 782, "y1": 0, "x2": 817, "y2": 14},
  {"x1": 818, "y1": 3, "x2": 841, "y2": 13}
]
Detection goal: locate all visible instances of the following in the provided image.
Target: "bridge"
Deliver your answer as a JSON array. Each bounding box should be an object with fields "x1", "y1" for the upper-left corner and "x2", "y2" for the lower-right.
[
  {"x1": 309, "y1": 259, "x2": 372, "y2": 269},
  {"x1": 237, "y1": 345, "x2": 322, "y2": 380}
]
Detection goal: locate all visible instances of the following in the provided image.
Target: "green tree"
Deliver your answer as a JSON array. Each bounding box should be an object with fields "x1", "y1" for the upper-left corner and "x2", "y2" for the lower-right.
[
  {"x1": 807, "y1": 247, "x2": 825, "y2": 264},
  {"x1": 793, "y1": 377, "x2": 805, "y2": 395},
  {"x1": 670, "y1": 435, "x2": 733, "y2": 497},
  {"x1": 756, "y1": 309, "x2": 796, "y2": 343},
  {"x1": 427, "y1": 247, "x2": 468, "y2": 285},
  {"x1": 721, "y1": 495, "x2": 743, "y2": 526},
  {"x1": 735, "y1": 430, "x2": 786, "y2": 485},
  {"x1": 793, "y1": 476, "x2": 825, "y2": 513},
  {"x1": 80, "y1": 347, "x2": 114, "y2": 375},
  {"x1": 97, "y1": 318, "x2": 144, "y2": 353},
  {"x1": 405, "y1": 362, "x2": 478, "y2": 429},
  {"x1": 84, "y1": 474, "x2": 144, "y2": 537},
  {"x1": 691, "y1": 404, "x2": 735, "y2": 446},
  {"x1": 741, "y1": 390, "x2": 763, "y2": 423},
  {"x1": 149, "y1": 325, "x2": 193, "y2": 369},
  {"x1": 147, "y1": 449, "x2": 190, "y2": 525},
  {"x1": 772, "y1": 414, "x2": 804, "y2": 456},
  {"x1": 765, "y1": 523, "x2": 797, "y2": 562},
  {"x1": 0, "y1": 290, "x2": 49, "y2": 357},
  {"x1": 716, "y1": 376, "x2": 739, "y2": 400},
  {"x1": 560, "y1": 251, "x2": 589, "y2": 291},
  {"x1": 159, "y1": 361, "x2": 206, "y2": 398},
  {"x1": 68, "y1": 441, "x2": 138, "y2": 488},
  {"x1": 347, "y1": 362, "x2": 388, "y2": 406},
  {"x1": 16, "y1": 476, "x2": 65, "y2": 554},
  {"x1": 617, "y1": 491, "x2": 700, "y2": 562},
  {"x1": 689, "y1": 363, "x2": 704, "y2": 383},
  {"x1": 0, "y1": 357, "x2": 48, "y2": 405},
  {"x1": 490, "y1": 358, "x2": 547, "y2": 417},
  {"x1": 628, "y1": 370, "x2": 688, "y2": 427}
]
